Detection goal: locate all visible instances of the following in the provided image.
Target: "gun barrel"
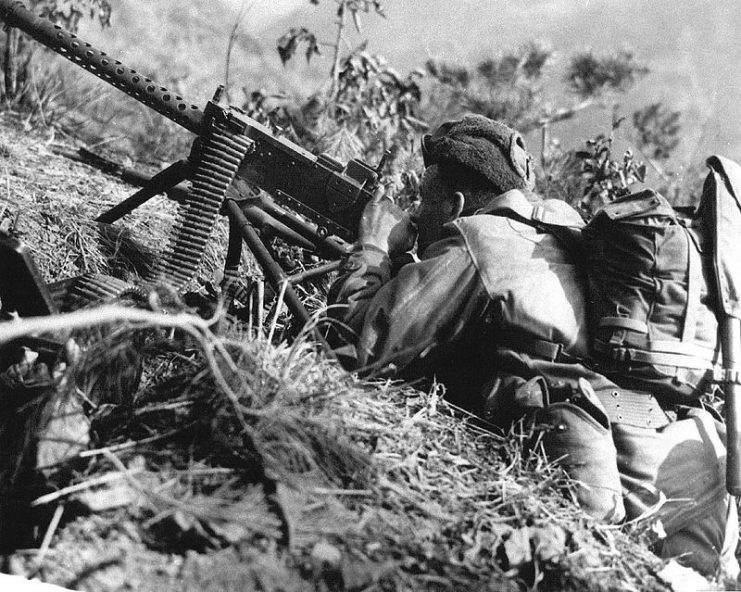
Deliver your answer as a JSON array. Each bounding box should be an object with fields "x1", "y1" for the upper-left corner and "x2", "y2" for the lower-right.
[{"x1": 0, "y1": 0, "x2": 204, "y2": 134}]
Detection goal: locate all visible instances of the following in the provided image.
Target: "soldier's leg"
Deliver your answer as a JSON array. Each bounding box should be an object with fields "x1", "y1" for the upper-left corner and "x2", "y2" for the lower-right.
[
  {"x1": 612, "y1": 408, "x2": 739, "y2": 579},
  {"x1": 534, "y1": 380, "x2": 626, "y2": 523}
]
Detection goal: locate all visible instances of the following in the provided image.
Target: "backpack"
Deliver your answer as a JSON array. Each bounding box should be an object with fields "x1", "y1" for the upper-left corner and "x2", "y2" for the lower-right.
[
  {"x1": 455, "y1": 188, "x2": 589, "y2": 360},
  {"x1": 582, "y1": 157, "x2": 741, "y2": 401}
]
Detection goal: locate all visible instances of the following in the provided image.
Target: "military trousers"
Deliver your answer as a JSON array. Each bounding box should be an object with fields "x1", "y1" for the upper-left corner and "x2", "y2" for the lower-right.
[{"x1": 612, "y1": 408, "x2": 739, "y2": 580}]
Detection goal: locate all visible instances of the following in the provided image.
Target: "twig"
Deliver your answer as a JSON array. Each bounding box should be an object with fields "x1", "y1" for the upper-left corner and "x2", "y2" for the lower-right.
[
  {"x1": 311, "y1": 487, "x2": 372, "y2": 496},
  {"x1": 329, "y1": 1, "x2": 347, "y2": 100},
  {"x1": 266, "y1": 279, "x2": 288, "y2": 346},
  {"x1": 79, "y1": 428, "x2": 185, "y2": 458},
  {"x1": 0, "y1": 305, "x2": 206, "y2": 344},
  {"x1": 224, "y1": 0, "x2": 253, "y2": 103},
  {"x1": 35, "y1": 503, "x2": 64, "y2": 567},
  {"x1": 0, "y1": 304, "x2": 255, "y2": 431},
  {"x1": 31, "y1": 469, "x2": 144, "y2": 507},
  {"x1": 255, "y1": 278, "x2": 265, "y2": 336}
]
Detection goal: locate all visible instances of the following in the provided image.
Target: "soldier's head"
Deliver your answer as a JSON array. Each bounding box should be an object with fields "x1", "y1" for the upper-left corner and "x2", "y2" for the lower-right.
[{"x1": 416, "y1": 114, "x2": 534, "y2": 250}]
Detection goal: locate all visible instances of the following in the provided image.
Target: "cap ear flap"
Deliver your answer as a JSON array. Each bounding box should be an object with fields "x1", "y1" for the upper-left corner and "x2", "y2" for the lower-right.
[{"x1": 509, "y1": 132, "x2": 535, "y2": 188}]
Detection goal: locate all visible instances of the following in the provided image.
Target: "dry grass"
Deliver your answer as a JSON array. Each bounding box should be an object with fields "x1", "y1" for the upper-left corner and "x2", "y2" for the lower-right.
[{"x1": 0, "y1": 114, "x2": 677, "y2": 591}]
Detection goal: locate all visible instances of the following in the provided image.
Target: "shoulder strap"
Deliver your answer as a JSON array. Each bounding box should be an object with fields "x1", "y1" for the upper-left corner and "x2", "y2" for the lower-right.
[
  {"x1": 478, "y1": 189, "x2": 584, "y2": 229},
  {"x1": 478, "y1": 189, "x2": 585, "y2": 258}
]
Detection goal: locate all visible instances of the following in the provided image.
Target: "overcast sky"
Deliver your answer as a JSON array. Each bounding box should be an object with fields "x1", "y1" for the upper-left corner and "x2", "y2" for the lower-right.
[
  {"x1": 222, "y1": 0, "x2": 305, "y2": 30},
  {"x1": 253, "y1": 0, "x2": 741, "y2": 169},
  {"x1": 80, "y1": 0, "x2": 741, "y2": 176}
]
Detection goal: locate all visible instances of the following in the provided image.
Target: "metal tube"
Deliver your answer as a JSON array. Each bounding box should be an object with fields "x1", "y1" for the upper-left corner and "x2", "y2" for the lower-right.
[
  {"x1": 225, "y1": 200, "x2": 311, "y2": 327},
  {"x1": 240, "y1": 204, "x2": 315, "y2": 250},
  {"x1": 288, "y1": 261, "x2": 341, "y2": 285},
  {"x1": 95, "y1": 160, "x2": 191, "y2": 223},
  {"x1": 0, "y1": 0, "x2": 204, "y2": 133},
  {"x1": 225, "y1": 200, "x2": 333, "y2": 352},
  {"x1": 256, "y1": 195, "x2": 348, "y2": 259}
]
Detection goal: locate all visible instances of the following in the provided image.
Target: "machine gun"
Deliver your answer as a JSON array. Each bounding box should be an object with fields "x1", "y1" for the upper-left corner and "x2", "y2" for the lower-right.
[{"x1": 0, "y1": 0, "x2": 387, "y2": 333}]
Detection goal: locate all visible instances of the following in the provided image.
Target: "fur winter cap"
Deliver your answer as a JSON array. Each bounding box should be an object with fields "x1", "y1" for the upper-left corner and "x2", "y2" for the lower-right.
[{"x1": 422, "y1": 114, "x2": 535, "y2": 192}]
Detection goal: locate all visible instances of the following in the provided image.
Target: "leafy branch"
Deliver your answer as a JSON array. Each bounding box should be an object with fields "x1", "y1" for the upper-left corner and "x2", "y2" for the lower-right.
[
  {"x1": 277, "y1": 0, "x2": 386, "y2": 99},
  {"x1": 575, "y1": 117, "x2": 647, "y2": 214}
]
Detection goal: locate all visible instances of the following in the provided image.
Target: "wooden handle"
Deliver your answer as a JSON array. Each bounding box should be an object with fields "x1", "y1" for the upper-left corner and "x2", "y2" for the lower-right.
[{"x1": 722, "y1": 317, "x2": 741, "y2": 495}]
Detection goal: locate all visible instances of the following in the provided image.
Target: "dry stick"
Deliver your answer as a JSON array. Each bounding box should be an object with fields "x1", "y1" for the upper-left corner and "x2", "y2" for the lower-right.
[
  {"x1": 35, "y1": 503, "x2": 64, "y2": 567},
  {"x1": 29, "y1": 68, "x2": 48, "y2": 128},
  {"x1": 31, "y1": 469, "x2": 144, "y2": 507},
  {"x1": 329, "y1": 1, "x2": 347, "y2": 100},
  {"x1": 79, "y1": 428, "x2": 185, "y2": 458},
  {"x1": 281, "y1": 312, "x2": 330, "y2": 382},
  {"x1": 255, "y1": 278, "x2": 265, "y2": 336},
  {"x1": 311, "y1": 487, "x2": 372, "y2": 496},
  {"x1": 0, "y1": 305, "x2": 207, "y2": 344},
  {"x1": 247, "y1": 282, "x2": 254, "y2": 336},
  {"x1": 266, "y1": 279, "x2": 289, "y2": 346}
]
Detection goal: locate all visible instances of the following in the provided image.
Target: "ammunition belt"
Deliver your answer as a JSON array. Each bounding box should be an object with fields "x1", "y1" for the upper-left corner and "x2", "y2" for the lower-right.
[
  {"x1": 147, "y1": 124, "x2": 253, "y2": 289},
  {"x1": 48, "y1": 273, "x2": 147, "y2": 312}
]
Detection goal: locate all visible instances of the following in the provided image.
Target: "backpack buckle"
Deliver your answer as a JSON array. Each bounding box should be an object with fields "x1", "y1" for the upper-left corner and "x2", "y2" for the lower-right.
[{"x1": 713, "y1": 366, "x2": 741, "y2": 384}]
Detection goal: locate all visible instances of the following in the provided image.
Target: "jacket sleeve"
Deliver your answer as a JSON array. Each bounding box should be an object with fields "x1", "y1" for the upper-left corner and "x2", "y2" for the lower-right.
[{"x1": 327, "y1": 231, "x2": 490, "y2": 376}]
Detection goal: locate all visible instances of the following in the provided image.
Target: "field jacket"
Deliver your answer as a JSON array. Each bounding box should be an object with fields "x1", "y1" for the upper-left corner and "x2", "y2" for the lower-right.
[{"x1": 327, "y1": 190, "x2": 588, "y2": 409}]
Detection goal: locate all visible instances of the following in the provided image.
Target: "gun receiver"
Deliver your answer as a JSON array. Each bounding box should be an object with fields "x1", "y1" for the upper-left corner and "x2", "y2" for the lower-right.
[
  {"x1": 0, "y1": 0, "x2": 379, "y2": 244},
  {"x1": 0, "y1": 0, "x2": 388, "y2": 339}
]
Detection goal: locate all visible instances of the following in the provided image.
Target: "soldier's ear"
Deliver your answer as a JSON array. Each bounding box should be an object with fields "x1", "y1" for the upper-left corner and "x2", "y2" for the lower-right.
[{"x1": 450, "y1": 191, "x2": 466, "y2": 220}]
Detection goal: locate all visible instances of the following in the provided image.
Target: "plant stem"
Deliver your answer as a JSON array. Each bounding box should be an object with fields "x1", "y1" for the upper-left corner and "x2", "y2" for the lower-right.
[
  {"x1": 329, "y1": 1, "x2": 347, "y2": 100},
  {"x1": 4, "y1": 28, "x2": 17, "y2": 101},
  {"x1": 224, "y1": 0, "x2": 252, "y2": 103}
]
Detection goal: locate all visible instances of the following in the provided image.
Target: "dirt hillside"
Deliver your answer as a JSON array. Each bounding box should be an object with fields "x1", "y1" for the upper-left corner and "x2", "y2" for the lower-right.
[{"x1": 0, "y1": 112, "x2": 703, "y2": 592}]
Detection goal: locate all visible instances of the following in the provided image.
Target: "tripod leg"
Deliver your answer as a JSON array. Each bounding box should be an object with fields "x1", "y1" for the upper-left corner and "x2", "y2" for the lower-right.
[
  {"x1": 222, "y1": 213, "x2": 244, "y2": 301},
  {"x1": 224, "y1": 199, "x2": 332, "y2": 352},
  {"x1": 95, "y1": 159, "x2": 191, "y2": 224}
]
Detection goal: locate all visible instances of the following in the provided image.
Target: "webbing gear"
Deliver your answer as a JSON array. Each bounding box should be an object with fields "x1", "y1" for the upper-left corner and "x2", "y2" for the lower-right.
[
  {"x1": 544, "y1": 373, "x2": 671, "y2": 429},
  {"x1": 591, "y1": 386, "x2": 671, "y2": 429},
  {"x1": 478, "y1": 189, "x2": 584, "y2": 228},
  {"x1": 495, "y1": 331, "x2": 577, "y2": 364},
  {"x1": 455, "y1": 192, "x2": 589, "y2": 374},
  {"x1": 593, "y1": 338, "x2": 720, "y2": 370},
  {"x1": 583, "y1": 189, "x2": 721, "y2": 401}
]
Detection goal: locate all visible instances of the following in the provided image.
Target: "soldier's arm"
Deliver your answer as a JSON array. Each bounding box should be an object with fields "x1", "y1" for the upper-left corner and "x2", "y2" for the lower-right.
[{"x1": 327, "y1": 231, "x2": 490, "y2": 375}]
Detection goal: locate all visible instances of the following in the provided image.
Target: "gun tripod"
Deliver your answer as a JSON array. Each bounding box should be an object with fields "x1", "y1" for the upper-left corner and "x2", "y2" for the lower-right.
[{"x1": 90, "y1": 147, "x2": 349, "y2": 346}]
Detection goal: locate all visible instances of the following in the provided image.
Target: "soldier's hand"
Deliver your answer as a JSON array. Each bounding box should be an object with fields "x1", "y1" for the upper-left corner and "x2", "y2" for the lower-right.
[{"x1": 358, "y1": 187, "x2": 417, "y2": 257}]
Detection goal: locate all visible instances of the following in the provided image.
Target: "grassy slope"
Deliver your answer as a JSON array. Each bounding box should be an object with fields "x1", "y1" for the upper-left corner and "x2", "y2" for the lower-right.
[
  {"x1": 0, "y1": 112, "x2": 680, "y2": 591},
  {"x1": 0, "y1": 4, "x2": 723, "y2": 589}
]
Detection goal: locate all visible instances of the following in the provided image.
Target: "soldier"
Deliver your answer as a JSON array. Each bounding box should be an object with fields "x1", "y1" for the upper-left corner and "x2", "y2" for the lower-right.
[{"x1": 327, "y1": 114, "x2": 740, "y2": 581}]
